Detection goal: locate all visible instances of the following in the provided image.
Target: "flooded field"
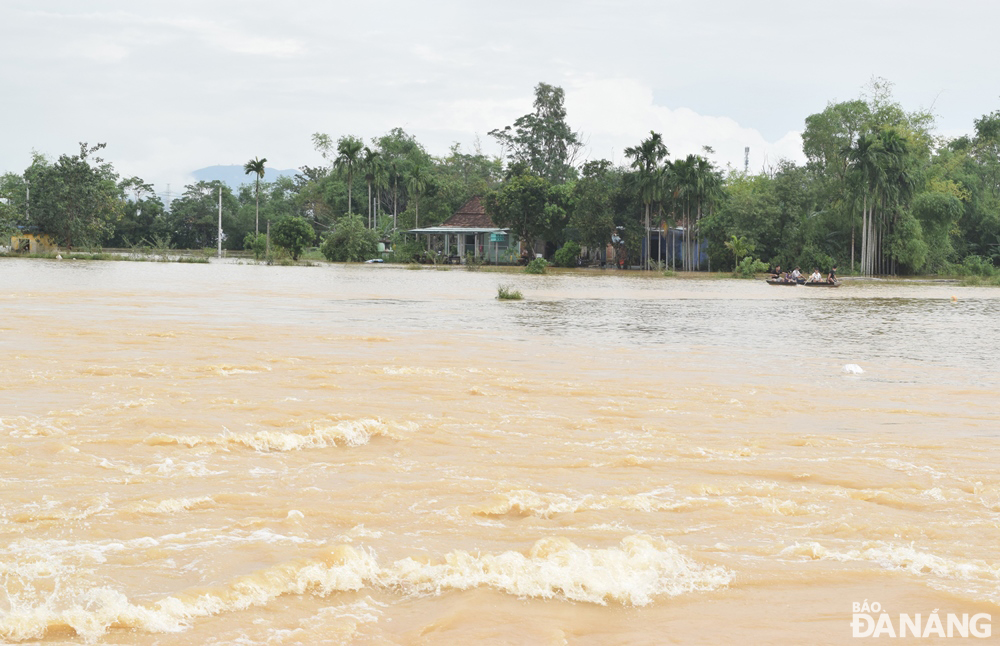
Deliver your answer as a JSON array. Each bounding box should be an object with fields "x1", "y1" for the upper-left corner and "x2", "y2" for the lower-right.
[{"x1": 2, "y1": 259, "x2": 998, "y2": 644}]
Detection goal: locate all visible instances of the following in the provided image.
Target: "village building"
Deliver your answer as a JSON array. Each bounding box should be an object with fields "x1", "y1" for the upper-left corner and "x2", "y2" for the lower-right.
[
  {"x1": 9, "y1": 232, "x2": 57, "y2": 254},
  {"x1": 406, "y1": 196, "x2": 515, "y2": 264}
]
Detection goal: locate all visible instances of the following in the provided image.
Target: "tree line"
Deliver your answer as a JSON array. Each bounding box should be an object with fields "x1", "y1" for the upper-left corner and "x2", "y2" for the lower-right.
[{"x1": 2, "y1": 79, "x2": 998, "y2": 274}]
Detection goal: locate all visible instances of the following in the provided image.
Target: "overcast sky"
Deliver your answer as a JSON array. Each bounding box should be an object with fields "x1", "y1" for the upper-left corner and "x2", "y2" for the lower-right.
[{"x1": 2, "y1": 1, "x2": 997, "y2": 198}]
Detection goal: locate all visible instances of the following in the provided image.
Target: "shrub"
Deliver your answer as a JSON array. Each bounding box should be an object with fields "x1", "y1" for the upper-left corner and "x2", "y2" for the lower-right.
[
  {"x1": 957, "y1": 255, "x2": 997, "y2": 277},
  {"x1": 497, "y1": 283, "x2": 523, "y2": 300},
  {"x1": 553, "y1": 241, "x2": 581, "y2": 267},
  {"x1": 320, "y1": 214, "x2": 379, "y2": 262},
  {"x1": 243, "y1": 232, "x2": 267, "y2": 260},
  {"x1": 524, "y1": 257, "x2": 548, "y2": 274},
  {"x1": 733, "y1": 256, "x2": 769, "y2": 278}
]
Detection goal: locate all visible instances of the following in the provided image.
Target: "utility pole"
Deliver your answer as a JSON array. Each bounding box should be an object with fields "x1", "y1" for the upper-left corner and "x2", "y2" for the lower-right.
[
  {"x1": 25, "y1": 180, "x2": 29, "y2": 220},
  {"x1": 217, "y1": 186, "x2": 222, "y2": 258},
  {"x1": 744, "y1": 147, "x2": 750, "y2": 174}
]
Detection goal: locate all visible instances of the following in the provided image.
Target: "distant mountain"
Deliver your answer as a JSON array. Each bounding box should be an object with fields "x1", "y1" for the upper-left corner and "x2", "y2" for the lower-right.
[{"x1": 190, "y1": 165, "x2": 299, "y2": 190}]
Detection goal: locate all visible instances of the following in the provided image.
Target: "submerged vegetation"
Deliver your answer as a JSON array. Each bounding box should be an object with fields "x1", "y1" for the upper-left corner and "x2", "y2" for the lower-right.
[
  {"x1": 496, "y1": 283, "x2": 523, "y2": 300},
  {"x1": 2, "y1": 78, "x2": 999, "y2": 278}
]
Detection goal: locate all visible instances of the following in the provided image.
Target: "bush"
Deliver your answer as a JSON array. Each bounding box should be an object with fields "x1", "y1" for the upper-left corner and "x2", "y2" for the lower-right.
[
  {"x1": 956, "y1": 255, "x2": 997, "y2": 277},
  {"x1": 271, "y1": 216, "x2": 315, "y2": 261},
  {"x1": 320, "y1": 214, "x2": 379, "y2": 262},
  {"x1": 733, "y1": 256, "x2": 769, "y2": 278},
  {"x1": 465, "y1": 252, "x2": 484, "y2": 271},
  {"x1": 552, "y1": 241, "x2": 581, "y2": 267},
  {"x1": 524, "y1": 257, "x2": 548, "y2": 274},
  {"x1": 243, "y1": 232, "x2": 267, "y2": 260},
  {"x1": 496, "y1": 283, "x2": 523, "y2": 300}
]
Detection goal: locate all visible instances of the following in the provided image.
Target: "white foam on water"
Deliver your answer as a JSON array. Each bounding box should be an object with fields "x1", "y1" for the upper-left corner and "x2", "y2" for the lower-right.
[
  {"x1": 145, "y1": 418, "x2": 412, "y2": 452},
  {"x1": 387, "y1": 535, "x2": 732, "y2": 606},
  {"x1": 0, "y1": 535, "x2": 730, "y2": 641},
  {"x1": 842, "y1": 363, "x2": 864, "y2": 374},
  {"x1": 473, "y1": 487, "x2": 819, "y2": 519},
  {"x1": 130, "y1": 496, "x2": 216, "y2": 515},
  {"x1": 0, "y1": 545, "x2": 379, "y2": 643},
  {"x1": 779, "y1": 541, "x2": 1000, "y2": 580}
]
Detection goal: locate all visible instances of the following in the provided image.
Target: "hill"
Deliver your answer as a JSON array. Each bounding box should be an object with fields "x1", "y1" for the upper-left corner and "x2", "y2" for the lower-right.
[{"x1": 190, "y1": 165, "x2": 299, "y2": 190}]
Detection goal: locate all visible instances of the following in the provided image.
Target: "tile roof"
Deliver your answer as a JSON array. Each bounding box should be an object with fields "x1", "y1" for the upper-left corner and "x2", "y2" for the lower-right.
[{"x1": 441, "y1": 196, "x2": 495, "y2": 228}]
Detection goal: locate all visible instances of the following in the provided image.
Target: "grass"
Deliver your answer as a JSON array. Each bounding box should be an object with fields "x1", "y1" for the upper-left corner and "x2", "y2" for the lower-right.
[
  {"x1": 496, "y1": 283, "x2": 523, "y2": 300},
  {"x1": 0, "y1": 250, "x2": 209, "y2": 263},
  {"x1": 959, "y1": 275, "x2": 1000, "y2": 286}
]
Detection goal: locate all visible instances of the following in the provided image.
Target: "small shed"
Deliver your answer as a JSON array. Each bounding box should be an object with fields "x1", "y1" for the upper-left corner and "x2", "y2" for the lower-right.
[
  {"x1": 407, "y1": 197, "x2": 514, "y2": 263},
  {"x1": 10, "y1": 233, "x2": 57, "y2": 253}
]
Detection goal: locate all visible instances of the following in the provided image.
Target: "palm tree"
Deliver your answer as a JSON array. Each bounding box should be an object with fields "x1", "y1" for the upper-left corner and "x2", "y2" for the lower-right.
[
  {"x1": 406, "y1": 165, "x2": 428, "y2": 229},
  {"x1": 724, "y1": 235, "x2": 754, "y2": 268},
  {"x1": 373, "y1": 159, "x2": 389, "y2": 231},
  {"x1": 624, "y1": 131, "x2": 669, "y2": 270},
  {"x1": 691, "y1": 155, "x2": 722, "y2": 271},
  {"x1": 243, "y1": 157, "x2": 267, "y2": 234},
  {"x1": 334, "y1": 136, "x2": 364, "y2": 215},
  {"x1": 361, "y1": 147, "x2": 381, "y2": 228},
  {"x1": 847, "y1": 127, "x2": 912, "y2": 276},
  {"x1": 388, "y1": 159, "x2": 400, "y2": 230}
]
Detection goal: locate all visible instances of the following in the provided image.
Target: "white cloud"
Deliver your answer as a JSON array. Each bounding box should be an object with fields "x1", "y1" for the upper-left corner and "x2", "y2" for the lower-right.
[{"x1": 566, "y1": 78, "x2": 805, "y2": 172}]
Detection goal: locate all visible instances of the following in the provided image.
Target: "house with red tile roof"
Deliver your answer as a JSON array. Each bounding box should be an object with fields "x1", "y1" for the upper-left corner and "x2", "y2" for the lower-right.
[{"x1": 407, "y1": 196, "x2": 516, "y2": 264}]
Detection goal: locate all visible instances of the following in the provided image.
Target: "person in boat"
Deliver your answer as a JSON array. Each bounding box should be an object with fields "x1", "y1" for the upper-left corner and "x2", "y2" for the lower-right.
[
  {"x1": 808, "y1": 268, "x2": 822, "y2": 283},
  {"x1": 771, "y1": 265, "x2": 782, "y2": 278},
  {"x1": 827, "y1": 265, "x2": 838, "y2": 284},
  {"x1": 791, "y1": 267, "x2": 802, "y2": 282}
]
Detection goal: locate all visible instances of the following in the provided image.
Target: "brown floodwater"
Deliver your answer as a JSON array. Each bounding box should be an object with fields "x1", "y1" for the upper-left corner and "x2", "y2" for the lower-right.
[{"x1": 1, "y1": 259, "x2": 998, "y2": 644}]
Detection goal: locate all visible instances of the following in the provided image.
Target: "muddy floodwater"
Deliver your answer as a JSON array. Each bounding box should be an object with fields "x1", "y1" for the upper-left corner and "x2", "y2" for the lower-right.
[{"x1": 2, "y1": 259, "x2": 999, "y2": 644}]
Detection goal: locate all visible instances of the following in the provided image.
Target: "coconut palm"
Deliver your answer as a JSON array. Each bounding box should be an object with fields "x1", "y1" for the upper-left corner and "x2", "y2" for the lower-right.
[
  {"x1": 361, "y1": 147, "x2": 381, "y2": 228},
  {"x1": 406, "y1": 165, "x2": 428, "y2": 229},
  {"x1": 624, "y1": 131, "x2": 669, "y2": 270},
  {"x1": 334, "y1": 136, "x2": 364, "y2": 215},
  {"x1": 373, "y1": 159, "x2": 389, "y2": 231},
  {"x1": 243, "y1": 157, "x2": 267, "y2": 234}
]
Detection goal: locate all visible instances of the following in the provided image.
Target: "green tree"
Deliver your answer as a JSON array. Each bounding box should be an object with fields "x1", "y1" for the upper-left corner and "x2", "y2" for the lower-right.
[
  {"x1": 110, "y1": 176, "x2": 167, "y2": 247},
  {"x1": 334, "y1": 136, "x2": 364, "y2": 215},
  {"x1": 484, "y1": 171, "x2": 552, "y2": 256},
  {"x1": 724, "y1": 235, "x2": 753, "y2": 267},
  {"x1": 489, "y1": 82, "x2": 582, "y2": 184},
  {"x1": 570, "y1": 160, "x2": 620, "y2": 257},
  {"x1": 406, "y1": 165, "x2": 428, "y2": 228},
  {"x1": 243, "y1": 157, "x2": 267, "y2": 234},
  {"x1": 624, "y1": 131, "x2": 669, "y2": 270},
  {"x1": 167, "y1": 181, "x2": 239, "y2": 250},
  {"x1": 320, "y1": 213, "x2": 378, "y2": 262},
  {"x1": 270, "y1": 215, "x2": 315, "y2": 260},
  {"x1": 26, "y1": 143, "x2": 125, "y2": 248},
  {"x1": 360, "y1": 146, "x2": 381, "y2": 228}
]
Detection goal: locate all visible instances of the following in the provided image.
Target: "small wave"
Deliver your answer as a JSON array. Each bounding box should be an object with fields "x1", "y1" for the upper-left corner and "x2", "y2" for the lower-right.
[
  {"x1": 146, "y1": 418, "x2": 411, "y2": 452},
  {"x1": 780, "y1": 541, "x2": 999, "y2": 580},
  {"x1": 842, "y1": 363, "x2": 865, "y2": 374},
  {"x1": 388, "y1": 535, "x2": 731, "y2": 606}
]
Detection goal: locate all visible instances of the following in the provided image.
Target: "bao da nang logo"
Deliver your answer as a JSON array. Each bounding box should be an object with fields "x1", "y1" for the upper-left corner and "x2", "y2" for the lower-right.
[{"x1": 852, "y1": 601, "x2": 991, "y2": 638}]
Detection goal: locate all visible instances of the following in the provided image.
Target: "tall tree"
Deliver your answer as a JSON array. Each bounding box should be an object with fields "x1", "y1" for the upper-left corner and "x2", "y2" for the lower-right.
[
  {"x1": 406, "y1": 165, "x2": 428, "y2": 228},
  {"x1": 243, "y1": 157, "x2": 267, "y2": 234},
  {"x1": 489, "y1": 82, "x2": 582, "y2": 184},
  {"x1": 26, "y1": 143, "x2": 125, "y2": 248},
  {"x1": 334, "y1": 136, "x2": 364, "y2": 215},
  {"x1": 360, "y1": 147, "x2": 381, "y2": 228},
  {"x1": 484, "y1": 170, "x2": 553, "y2": 256},
  {"x1": 624, "y1": 131, "x2": 669, "y2": 270}
]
